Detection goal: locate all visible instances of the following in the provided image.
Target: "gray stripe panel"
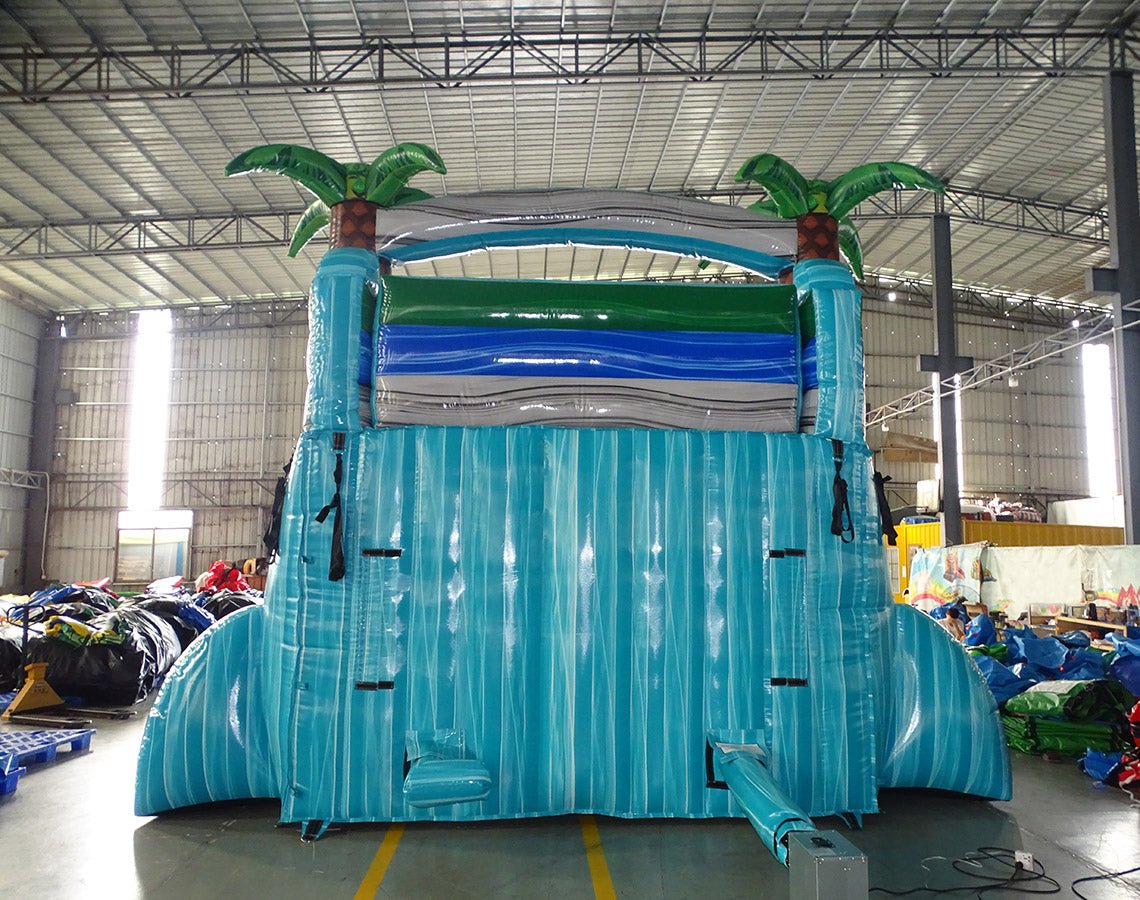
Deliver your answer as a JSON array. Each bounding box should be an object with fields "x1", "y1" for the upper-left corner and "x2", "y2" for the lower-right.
[
  {"x1": 375, "y1": 375, "x2": 797, "y2": 432},
  {"x1": 375, "y1": 189, "x2": 797, "y2": 261},
  {"x1": 799, "y1": 389, "x2": 819, "y2": 431}
]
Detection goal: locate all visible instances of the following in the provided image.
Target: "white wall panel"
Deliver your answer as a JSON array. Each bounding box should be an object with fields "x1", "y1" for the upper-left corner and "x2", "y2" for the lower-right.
[
  {"x1": 46, "y1": 311, "x2": 307, "y2": 584},
  {"x1": 863, "y1": 300, "x2": 1090, "y2": 507},
  {"x1": 166, "y1": 319, "x2": 305, "y2": 574},
  {"x1": 47, "y1": 509, "x2": 118, "y2": 582},
  {"x1": 0, "y1": 299, "x2": 42, "y2": 588},
  {"x1": 189, "y1": 507, "x2": 267, "y2": 576},
  {"x1": 46, "y1": 333, "x2": 133, "y2": 581}
]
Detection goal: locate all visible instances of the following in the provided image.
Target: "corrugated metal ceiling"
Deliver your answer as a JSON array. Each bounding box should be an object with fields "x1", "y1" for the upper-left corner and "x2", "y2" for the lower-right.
[{"x1": 0, "y1": 1, "x2": 1137, "y2": 312}]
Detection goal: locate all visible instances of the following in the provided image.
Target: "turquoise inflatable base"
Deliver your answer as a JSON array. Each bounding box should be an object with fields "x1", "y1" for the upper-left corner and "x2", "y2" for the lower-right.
[
  {"x1": 135, "y1": 249, "x2": 1011, "y2": 858},
  {"x1": 136, "y1": 426, "x2": 1010, "y2": 838},
  {"x1": 135, "y1": 605, "x2": 276, "y2": 815},
  {"x1": 878, "y1": 604, "x2": 1012, "y2": 800}
]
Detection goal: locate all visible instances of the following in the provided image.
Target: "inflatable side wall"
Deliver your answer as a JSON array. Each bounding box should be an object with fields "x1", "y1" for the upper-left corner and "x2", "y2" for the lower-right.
[{"x1": 137, "y1": 238, "x2": 1009, "y2": 855}]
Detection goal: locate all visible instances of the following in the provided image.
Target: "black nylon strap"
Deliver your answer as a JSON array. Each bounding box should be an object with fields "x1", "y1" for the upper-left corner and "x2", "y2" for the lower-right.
[
  {"x1": 830, "y1": 439, "x2": 854, "y2": 543},
  {"x1": 315, "y1": 445, "x2": 346, "y2": 581},
  {"x1": 873, "y1": 470, "x2": 899, "y2": 546},
  {"x1": 263, "y1": 455, "x2": 293, "y2": 563}
]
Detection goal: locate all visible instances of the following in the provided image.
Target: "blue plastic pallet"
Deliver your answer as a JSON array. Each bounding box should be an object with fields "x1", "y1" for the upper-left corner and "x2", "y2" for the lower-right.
[
  {"x1": 0, "y1": 762, "x2": 25, "y2": 795},
  {"x1": 0, "y1": 729, "x2": 94, "y2": 796}
]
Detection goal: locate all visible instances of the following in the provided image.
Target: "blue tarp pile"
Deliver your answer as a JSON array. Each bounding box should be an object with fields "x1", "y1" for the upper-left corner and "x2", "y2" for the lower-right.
[
  {"x1": 931, "y1": 608, "x2": 1140, "y2": 785},
  {"x1": 966, "y1": 623, "x2": 1139, "y2": 705}
]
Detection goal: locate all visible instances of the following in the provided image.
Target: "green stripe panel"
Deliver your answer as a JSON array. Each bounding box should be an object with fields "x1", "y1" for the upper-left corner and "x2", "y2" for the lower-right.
[
  {"x1": 799, "y1": 293, "x2": 816, "y2": 344},
  {"x1": 381, "y1": 275, "x2": 797, "y2": 334}
]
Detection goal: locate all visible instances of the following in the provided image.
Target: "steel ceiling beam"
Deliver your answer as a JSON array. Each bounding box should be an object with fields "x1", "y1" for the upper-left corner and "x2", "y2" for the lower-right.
[
  {"x1": 0, "y1": 27, "x2": 1135, "y2": 103},
  {"x1": 0, "y1": 211, "x2": 299, "y2": 260},
  {"x1": 644, "y1": 267, "x2": 1109, "y2": 328},
  {"x1": 0, "y1": 183, "x2": 1109, "y2": 263},
  {"x1": 0, "y1": 467, "x2": 47, "y2": 490},
  {"x1": 858, "y1": 271, "x2": 1108, "y2": 328},
  {"x1": 55, "y1": 295, "x2": 310, "y2": 337},
  {"x1": 692, "y1": 186, "x2": 1109, "y2": 244},
  {"x1": 865, "y1": 299, "x2": 1140, "y2": 429}
]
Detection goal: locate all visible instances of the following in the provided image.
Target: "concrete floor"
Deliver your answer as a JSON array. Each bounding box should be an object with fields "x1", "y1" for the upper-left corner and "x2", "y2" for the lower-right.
[{"x1": 0, "y1": 714, "x2": 1138, "y2": 899}]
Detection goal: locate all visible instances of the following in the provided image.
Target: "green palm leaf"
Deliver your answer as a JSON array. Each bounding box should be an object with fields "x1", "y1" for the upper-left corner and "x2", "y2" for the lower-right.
[
  {"x1": 734, "y1": 153, "x2": 810, "y2": 218},
  {"x1": 837, "y1": 215, "x2": 864, "y2": 281},
  {"x1": 287, "y1": 199, "x2": 330, "y2": 257},
  {"x1": 225, "y1": 144, "x2": 347, "y2": 207},
  {"x1": 826, "y1": 161, "x2": 944, "y2": 221},
  {"x1": 747, "y1": 197, "x2": 781, "y2": 216},
  {"x1": 366, "y1": 142, "x2": 447, "y2": 206}
]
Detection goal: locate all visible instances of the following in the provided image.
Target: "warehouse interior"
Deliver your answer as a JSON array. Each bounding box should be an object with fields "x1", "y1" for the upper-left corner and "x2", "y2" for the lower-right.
[{"x1": 2, "y1": 2, "x2": 1140, "y2": 898}]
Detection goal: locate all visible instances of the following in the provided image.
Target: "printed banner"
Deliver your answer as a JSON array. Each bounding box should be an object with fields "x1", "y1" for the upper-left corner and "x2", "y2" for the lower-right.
[{"x1": 907, "y1": 542, "x2": 986, "y2": 610}]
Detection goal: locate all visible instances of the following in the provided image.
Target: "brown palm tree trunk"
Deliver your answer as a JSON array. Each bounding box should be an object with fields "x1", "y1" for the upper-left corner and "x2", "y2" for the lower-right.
[
  {"x1": 329, "y1": 199, "x2": 378, "y2": 253},
  {"x1": 796, "y1": 212, "x2": 839, "y2": 263}
]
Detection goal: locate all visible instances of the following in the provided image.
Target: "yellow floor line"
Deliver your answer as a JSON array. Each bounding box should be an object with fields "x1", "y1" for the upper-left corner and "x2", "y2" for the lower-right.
[
  {"x1": 579, "y1": 815, "x2": 618, "y2": 900},
  {"x1": 354, "y1": 823, "x2": 406, "y2": 899}
]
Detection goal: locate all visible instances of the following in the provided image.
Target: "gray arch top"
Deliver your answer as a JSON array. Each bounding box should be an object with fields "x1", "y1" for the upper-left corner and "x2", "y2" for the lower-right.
[{"x1": 375, "y1": 189, "x2": 796, "y2": 278}]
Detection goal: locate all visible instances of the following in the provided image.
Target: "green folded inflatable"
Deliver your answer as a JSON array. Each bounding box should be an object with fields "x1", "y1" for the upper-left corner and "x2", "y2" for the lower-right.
[
  {"x1": 1004, "y1": 679, "x2": 1133, "y2": 721},
  {"x1": 1002, "y1": 713, "x2": 1126, "y2": 755}
]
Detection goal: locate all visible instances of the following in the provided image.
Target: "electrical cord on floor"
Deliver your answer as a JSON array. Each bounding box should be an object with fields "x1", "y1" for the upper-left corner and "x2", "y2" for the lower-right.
[
  {"x1": 870, "y1": 845, "x2": 1060, "y2": 897},
  {"x1": 1071, "y1": 864, "x2": 1140, "y2": 899}
]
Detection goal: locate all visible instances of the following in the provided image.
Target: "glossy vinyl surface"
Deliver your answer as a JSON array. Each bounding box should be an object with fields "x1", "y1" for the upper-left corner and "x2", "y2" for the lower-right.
[
  {"x1": 375, "y1": 324, "x2": 797, "y2": 381},
  {"x1": 794, "y1": 259, "x2": 864, "y2": 441},
  {"x1": 139, "y1": 425, "x2": 891, "y2": 824},
  {"x1": 380, "y1": 275, "x2": 797, "y2": 333},
  {"x1": 713, "y1": 746, "x2": 814, "y2": 863},
  {"x1": 306, "y1": 248, "x2": 375, "y2": 431},
  {"x1": 878, "y1": 604, "x2": 1012, "y2": 800},
  {"x1": 136, "y1": 221, "x2": 1010, "y2": 861},
  {"x1": 373, "y1": 190, "x2": 796, "y2": 276},
  {"x1": 373, "y1": 275, "x2": 802, "y2": 432}
]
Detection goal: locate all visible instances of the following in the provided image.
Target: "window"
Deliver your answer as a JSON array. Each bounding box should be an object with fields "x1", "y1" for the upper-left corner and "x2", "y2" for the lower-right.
[
  {"x1": 126, "y1": 309, "x2": 173, "y2": 511},
  {"x1": 116, "y1": 309, "x2": 191, "y2": 585},
  {"x1": 115, "y1": 509, "x2": 193, "y2": 584},
  {"x1": 1081, "y1": 342, "x2": 1119, "y2": 498}
]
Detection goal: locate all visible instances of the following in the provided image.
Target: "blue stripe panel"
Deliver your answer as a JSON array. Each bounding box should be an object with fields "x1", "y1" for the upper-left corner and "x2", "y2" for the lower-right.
[
  {"x1": 793, "y1": 260, "x2": 864, "y2": 441},
  {"x1": 383, "y1": 226, "x2": 790, "y2": 278},
  {"x1": 877, "y1": 604, "x2": 1012, "y2": 800},
  {"x1": 376, "y1": 325, "x2": 798, "y2": 383}
]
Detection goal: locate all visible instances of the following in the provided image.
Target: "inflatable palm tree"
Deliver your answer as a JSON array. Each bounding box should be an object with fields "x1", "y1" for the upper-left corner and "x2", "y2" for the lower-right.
[
  {"x1": 224, "y1": 142, "x2": 446, "y2": 256},
  {"x1": 735, "y1": 153, "x2": 944, "y2": 280}
]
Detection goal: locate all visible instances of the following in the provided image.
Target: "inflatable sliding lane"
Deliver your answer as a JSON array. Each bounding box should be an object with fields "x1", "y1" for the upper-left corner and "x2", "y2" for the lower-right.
[{"x1": 137, "y1": 198, "x2": 1009, "y2": 861}]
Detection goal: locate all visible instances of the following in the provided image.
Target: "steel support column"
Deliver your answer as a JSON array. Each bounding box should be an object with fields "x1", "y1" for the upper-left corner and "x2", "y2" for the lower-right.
[
  {"x1": 1104, "y1": 70, "x2": 1140, "y2": 542},
  {"x1": 930, "y1": 214, "x2": 965, "y2": 545},
  {"x1": 22, "y1": 328, "x2": 61, "y2": 591}
]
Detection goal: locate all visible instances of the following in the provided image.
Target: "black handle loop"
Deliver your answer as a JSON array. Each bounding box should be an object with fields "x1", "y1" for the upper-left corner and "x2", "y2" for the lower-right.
[
  {"x1": 315, "y1": 445, "x2": 346, "y2": 581},
  {"x1": 830, "y1": 439, "x2": 854, "y2": 544},
  {"x1": 873, "y1": 470, "x2": 898, "y2": 546},
  {"x1": 263, "y1": 456, "x2": 293, "y2": 563}
]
